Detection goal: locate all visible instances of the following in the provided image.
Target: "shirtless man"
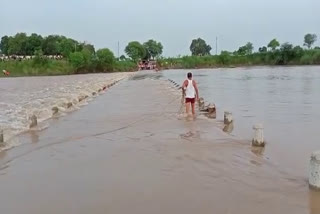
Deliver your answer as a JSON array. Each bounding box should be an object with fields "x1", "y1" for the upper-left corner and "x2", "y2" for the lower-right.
[{"x1": 182, "y1": 72, "x2": 199, "y2": 116}]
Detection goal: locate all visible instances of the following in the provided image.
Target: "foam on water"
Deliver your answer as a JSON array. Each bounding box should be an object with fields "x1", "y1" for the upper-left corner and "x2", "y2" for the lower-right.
[{"x1": 0, "y1": 73, "x2": 131, "y2": 151}]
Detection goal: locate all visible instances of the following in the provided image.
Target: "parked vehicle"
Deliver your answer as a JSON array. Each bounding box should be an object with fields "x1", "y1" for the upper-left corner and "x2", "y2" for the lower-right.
[{"x1": 138, "y1": 60, "x2": 157, "y2": 70}]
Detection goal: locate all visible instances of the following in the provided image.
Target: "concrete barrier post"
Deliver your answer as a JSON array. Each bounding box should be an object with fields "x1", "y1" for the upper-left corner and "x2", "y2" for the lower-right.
[
  {"x1": 207, "y1": 104, "x2": 216, "y2": 119},
  {"x1": 29, "y1": 115, "x2": 38, "y2": 128},
  {"x1": 252, "y1": 124, "x2": 265, "y2": 147},
  {"x1": 309, "y1": 151, "x2": 320, "y2": 190},
  {"x1": 224, "y1": 111, "x2": 233, "y2": 125},
  {"x1": 52, "y1": 106, "x2": 59, "y2": 115},
  {"x1": 0, "y1": 129, "x2": 4, "y2": 144},
  {"x1": 223, "y1": 122, "x2": 234, "y2": 133},
  {"x1": 198, "y1": 98, "x2": 205, "y2": 111}
]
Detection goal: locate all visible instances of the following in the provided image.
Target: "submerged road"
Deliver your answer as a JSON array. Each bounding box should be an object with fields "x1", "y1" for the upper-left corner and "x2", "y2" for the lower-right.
[{"x1": 0, "y1": 71, "x2": 318, "y2": 214}]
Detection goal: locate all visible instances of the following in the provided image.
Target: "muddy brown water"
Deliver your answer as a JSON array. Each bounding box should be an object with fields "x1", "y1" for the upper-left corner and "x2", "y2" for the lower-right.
[
  {"x1": 0, "y1": 70, "x2": 319, "y2": 214},
  {"x1": 0, "y1": 73, "x2": 130, "y2": 149},
  {"x1": 163, "y1": 66, "x2": 320, "y2": 178}
]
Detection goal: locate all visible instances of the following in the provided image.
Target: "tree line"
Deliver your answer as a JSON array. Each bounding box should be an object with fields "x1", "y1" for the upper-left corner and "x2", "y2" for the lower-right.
[
  {"x1": 1, "y1": 32, "x2": 319, "y2": 76},
  {"x1": 0, "y1": 33, "x2": 95, "y2": 57},
  {"x1": 123, "y1": 40, "x2": 163, "y2": 62},
  {"x1": 0, "y1": 33, "x2": 164, "y2": 61},
  {"x1": 189, "y1": 34, "x2": 318, "y2": 56},
  {"x1": 0, "y1": 33, "x2": 165, "y2": 75},
  {"x1": 159, "y1": 33, "x2": 318, "y2": 68}
]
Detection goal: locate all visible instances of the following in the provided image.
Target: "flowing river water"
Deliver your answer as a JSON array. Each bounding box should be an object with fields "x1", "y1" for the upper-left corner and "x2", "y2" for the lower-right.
[
  {"x1": 163, "y1": 66, "x2": 320, "y2": 177},
  {"x1": 0, "y1": 68, "x2": 319, "y2": 214},
  {"x1": 0, "y1": 73, "x2": 131, "y2": 150},
  {"x1": 1, "y1": 67, "x2": 319, "y2": 174}
]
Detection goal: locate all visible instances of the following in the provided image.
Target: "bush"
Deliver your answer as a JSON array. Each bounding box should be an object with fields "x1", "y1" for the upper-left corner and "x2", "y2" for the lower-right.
[
  {"x1": 218, "y1": 51, "x2": 231, "y2": 65},
  {"x1": 68, "y1": 52, "x2": 86, "y2": 70},
  {"x1": 33, "y1": 50, "x2": 48, "y2": 66},
  {"x1": 312, "y1": 50, "x2": 320, "y2": 64},
  {"x1": 114, "y1": 61, "x2": 137, "y2": 72},
  {"x1": 300, "y1": 53, "x2": 313, "y2": 65},
  {"x1": 96, "y1": 48, "x2": 116, "y2": 71},
  {"x1": 0, "y1": 59, "x2": 73, "y2": 77}
]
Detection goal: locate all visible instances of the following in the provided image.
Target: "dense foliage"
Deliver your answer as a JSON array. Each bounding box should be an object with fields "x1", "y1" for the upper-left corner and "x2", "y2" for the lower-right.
[
  {"x1": 124, "y1": 39, "x2": 163, "y2": 61},
  {"x1": 304, "y1": 34, "x2": 317, "y2": 49},
  {"x1": 0, "y1": 33, "x2": 137, "y2": 75},
  {"x1": 143, "y1": 40, "x2": 163, "y2": 59},
  {"x1": 157, "y1": 35, "x2": 319, "y2": 69},
  {"x1": 124, "y1": 41, "x2": 146, "y2": 62},
  {"x1": 190, "y1": 38, "x2": 212, "y2": 56},
  {"x1": 0, "y1": 32, "x2": 319, "y2": 77},
  {"x1": 0, "y1": 33, "x2": 94, "y2": 57}
]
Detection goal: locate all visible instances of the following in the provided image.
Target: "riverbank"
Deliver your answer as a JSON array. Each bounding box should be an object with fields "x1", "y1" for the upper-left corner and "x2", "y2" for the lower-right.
[
  {"x1": 157, "y1": 49, "x2": 320, "y2": 70},
  {"x1": 2, "y1": 47, "x2": 320, "y2": 78},
  {"x1": 0, "y1": 60, "x2": 137, "y2": 77},
  {"x1": 0, "y1": 71, "x2": 318, "y2": 214}
]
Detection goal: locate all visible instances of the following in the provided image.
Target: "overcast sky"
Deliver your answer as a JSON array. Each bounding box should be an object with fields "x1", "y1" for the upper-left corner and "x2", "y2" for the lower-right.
[{"x1": 1, "y1": 0, "x2": 319, "y2": 56}]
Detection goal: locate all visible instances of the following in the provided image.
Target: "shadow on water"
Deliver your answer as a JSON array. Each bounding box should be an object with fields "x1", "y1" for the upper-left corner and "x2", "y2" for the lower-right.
[
  {"x1": 30, "y1": 131, "x2": 39, "y2": 144},
  {"x1": 251, "y1": 146, "x2": 265, "y2": 157}
]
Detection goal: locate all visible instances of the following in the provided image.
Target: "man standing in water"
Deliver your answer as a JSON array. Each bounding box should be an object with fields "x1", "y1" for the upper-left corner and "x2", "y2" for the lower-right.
[{"x1": 182, "y1": 72, "x2": 199, "y2": 117}]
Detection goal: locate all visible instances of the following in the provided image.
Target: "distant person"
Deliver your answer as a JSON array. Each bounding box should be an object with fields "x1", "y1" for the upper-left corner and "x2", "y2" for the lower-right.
[{"x1": 182, "y1": 72, "x2": 199, "y2": 117}]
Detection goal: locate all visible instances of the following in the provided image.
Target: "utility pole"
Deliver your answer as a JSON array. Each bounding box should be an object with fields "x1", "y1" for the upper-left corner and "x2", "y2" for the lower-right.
[
  {"x1": 117, "y1": 41, "x2": 120, "y2": 59},
  {"x1": 216, "y1": 36, "x2": 218, "y2": 55}
]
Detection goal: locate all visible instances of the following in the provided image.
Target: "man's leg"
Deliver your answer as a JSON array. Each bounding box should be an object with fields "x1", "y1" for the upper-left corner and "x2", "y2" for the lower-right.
[
  {"x1": 191, "y1": 101, "x2": 196, "y2": 115},
  {"x1": 186, "y1": 102, "x2": 190, "y2": 115}
]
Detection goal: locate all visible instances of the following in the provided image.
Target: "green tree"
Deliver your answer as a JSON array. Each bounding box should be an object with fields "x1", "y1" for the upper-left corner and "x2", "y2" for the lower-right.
[
  {"x1": 292, "y1": 46, "x2": 304, "y2": 58},
  {"x1": 236, "y1": 46, "x2": 247, "y2": 55},
  {"x1": 69, "y1": 52, "x2": 86, "y2": 70},
  {"x1": 60, "y1": 38, "x2": 77, "y2": 57},
  {"x1": 80, "y1": 43, "x2": 95, "y2": 54},
  {"x1": 125, "y1": 41, "x2": 146, "y2": 61},
  {"x1": 258, "y1": 46, "x2": 267, "y2": 53},
  {"x1": 268, "y1": 39, "x2": 280, "y2": 51},
  {"x1": 236, "y1": 42, "x2": 254, "y2": 55},
  {"x1": 119, "y1": 55, "x2": 126, "y2": 61},
  {"x1": 245, "y1": 42, "x2": 254, "y2": 54},
  {"x1": 0, "y1": 36, "x2": 10, "y2": 55},
  {"x1": 26, "y1": 33, "x2": 43, "y2": 55},
  {"x1": 42, "y1": 35, "x2": 63, "y2": 55},
  {"x1": 190, "y1": 38, "x2": 211, "y2": 56},
  {"x1": 143, "y1": 39, "x2": 163, "y2": 59},
  {"x1": 96, "y1": 48, "x2": 116, "y2": 71},
  {"x1": 81, "y1": 49, "x2": 93, "y2": 66},
  {"x1": 68, "y1": 49, "x2": 94, "y2": 71},
  {"x1": 304, "y1": 34, "x2": 317, "y2": 49},
  {"x1": 8, "y1": 33, "x2": 28, "y2": 55},
  {"x1": 276, "y1": 42, "x2": 294, "y2": 65}
]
